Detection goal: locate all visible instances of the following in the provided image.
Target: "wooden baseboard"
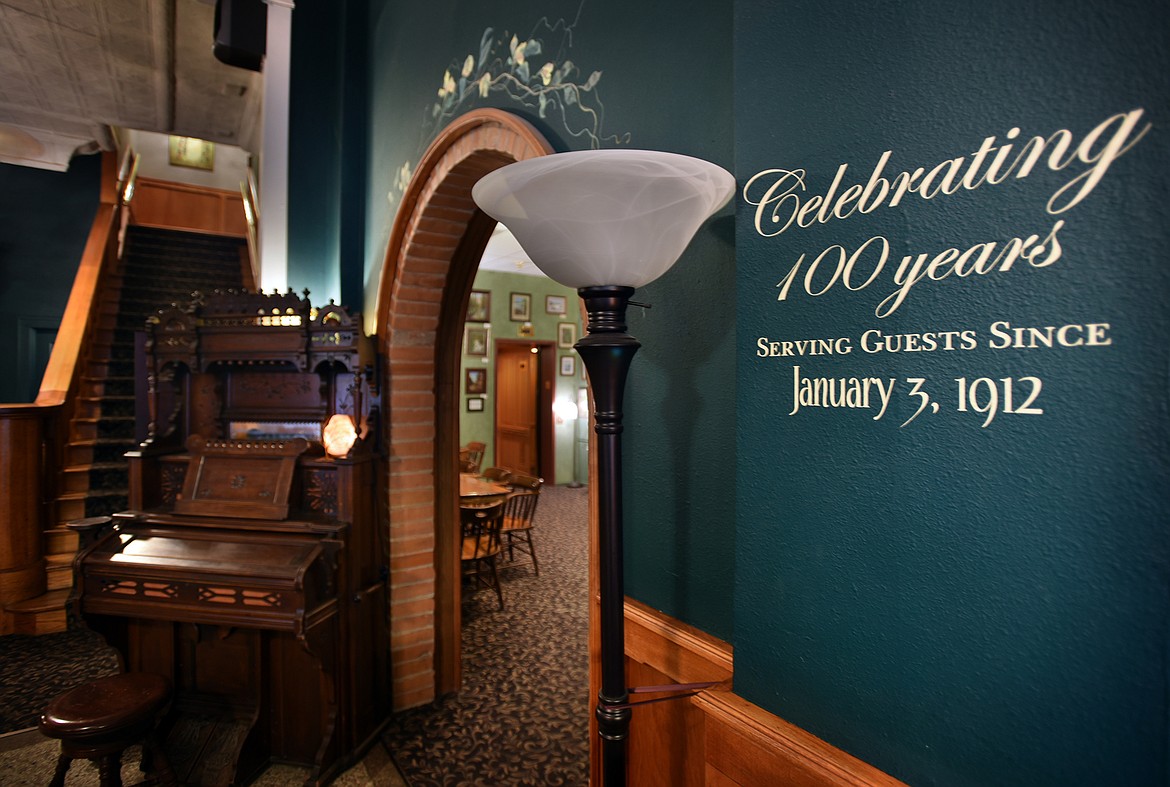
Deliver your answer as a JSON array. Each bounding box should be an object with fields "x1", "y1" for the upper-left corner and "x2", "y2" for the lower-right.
[{"x1": 623, "y1": 600, "x2": 903, "y2": 787}]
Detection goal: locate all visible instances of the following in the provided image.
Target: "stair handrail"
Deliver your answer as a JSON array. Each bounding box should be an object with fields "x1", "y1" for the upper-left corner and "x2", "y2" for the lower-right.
[
  {"x1": 36, "y1": 194, "x2": 120, "y2": 404},
  {"x1": 0, "y1": 151, "x2": 122, "y2": 629},
  {"x1": 242, "y1": 165, "x2": 260, "y2": 289}
]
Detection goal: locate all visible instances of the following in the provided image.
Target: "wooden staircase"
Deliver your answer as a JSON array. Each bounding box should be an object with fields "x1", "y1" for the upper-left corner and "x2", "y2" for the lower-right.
[{"x1": 9, "y1": 226, "x2": 247, "y2": 633}]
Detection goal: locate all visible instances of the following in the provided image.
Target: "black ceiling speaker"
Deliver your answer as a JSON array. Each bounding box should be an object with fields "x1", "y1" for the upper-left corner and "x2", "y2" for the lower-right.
[{"x1": 213, "y1": 0, "x2": 267, "y2": 72}]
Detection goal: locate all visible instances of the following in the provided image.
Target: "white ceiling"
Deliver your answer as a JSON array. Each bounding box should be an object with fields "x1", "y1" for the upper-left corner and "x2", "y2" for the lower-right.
[
  {"x1": 479, "y1": 222, "x2": 543, "y2": 277},
  {"x1": 0, "y1": 0, "x2": 540, "y2": 279},
  {"x1": 0, "y1": 0, "x2": 261, "y2": 171}
]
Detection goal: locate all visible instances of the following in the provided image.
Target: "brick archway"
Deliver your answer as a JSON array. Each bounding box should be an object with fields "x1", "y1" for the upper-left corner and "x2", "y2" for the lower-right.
[{"x1": 375, "y1": 109, "x2": 554, "y2": 707}]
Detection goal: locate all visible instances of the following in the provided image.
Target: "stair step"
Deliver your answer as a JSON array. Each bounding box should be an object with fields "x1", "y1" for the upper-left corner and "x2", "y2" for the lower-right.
[
  {"x1": 55, "y1": 493, "x2": 89, "y2": 522},
  {"x1": 45, "y1": 526, "x2": 79, "y2": 554},
  {"x1": 71, "y1": 416, "x2": 135, "y2": 442},
  {"x1": 6, "y1": 589, "x2": 70, "y2": 635},
  {"x1": 56, "y1": 488, "x2": 129, "y2": 521},
  {"x1": 62, "y1": 461, "x2": 128, "y2": 493},
  {"x1": 67, "y1": 439, "x2": 135, "y2": 466},
  {"x1": 87, "y1": 359, "x2": 134, "y2": 378},
  {"x1": 80, "y1": 376, "x2": 135, "y2": 398},
  {"x1": 45, "y1": 553, "x2": 75, "y2": 591}
]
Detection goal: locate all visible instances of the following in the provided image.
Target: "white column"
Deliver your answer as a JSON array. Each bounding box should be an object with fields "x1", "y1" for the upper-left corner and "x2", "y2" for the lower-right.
[{"x1": 259, "y1": 0, "x2": 294, "y2": 292}]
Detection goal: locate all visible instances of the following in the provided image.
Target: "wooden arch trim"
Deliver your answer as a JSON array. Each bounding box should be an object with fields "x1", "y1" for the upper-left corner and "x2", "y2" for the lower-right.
[{"x1": 374, "y1": 109, "x2": 554, "y2": 708}]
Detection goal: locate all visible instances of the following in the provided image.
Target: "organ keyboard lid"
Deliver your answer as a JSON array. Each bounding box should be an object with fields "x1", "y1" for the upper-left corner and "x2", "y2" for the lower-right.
[
  {"x1": 77, "y1": 516, "x2": 342, "y2": 633},
  {"x1": 89, "y1": 525, "x2": 327, "y2": 580}
]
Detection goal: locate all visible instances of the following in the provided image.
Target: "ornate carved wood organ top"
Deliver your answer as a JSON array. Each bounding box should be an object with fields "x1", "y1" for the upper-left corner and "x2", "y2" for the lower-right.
[{"x1": 70, "y1": 289, "x2": 388, "y2": 786}]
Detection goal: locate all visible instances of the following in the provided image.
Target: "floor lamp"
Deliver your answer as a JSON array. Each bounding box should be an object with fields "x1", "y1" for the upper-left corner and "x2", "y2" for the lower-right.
[{"x1": 474, "y1": 149, "x2": 734, "y2": 786}]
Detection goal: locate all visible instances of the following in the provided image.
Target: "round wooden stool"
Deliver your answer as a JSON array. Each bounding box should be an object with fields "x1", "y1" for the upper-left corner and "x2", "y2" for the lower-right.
[{"x1": 39, "y1": 672, "x2": 176, "y2": 787}]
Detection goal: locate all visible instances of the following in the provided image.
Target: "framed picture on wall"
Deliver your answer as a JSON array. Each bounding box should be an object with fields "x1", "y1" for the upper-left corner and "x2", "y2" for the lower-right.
[
  {"x1": 560, "y1": 355, "x2": 576, "y2": 376},
  {"x1": 546, "y1": 294, "x2": 567, "y2": 315},
  {"x1": 467, "y1": 397, "x2": 485, "y2": 412},
  {"x1": 558, "y1": 322, "x2": 577, "y2": 348},
  {"x1": 464, "y1": 324, "x2": 490, "y2": 357},
  {"x1": 168, "y1": 135, "x2": 215, "y2": 170},
  {"x1": 510, "y1": 292, "x2": 531, "y2": 321},
  {"x1": 465, "y1": 368, "x2": 487, "y2": 395},
  {"x1": 467, "y1": 290, "x2": 490, "y2": 322}
]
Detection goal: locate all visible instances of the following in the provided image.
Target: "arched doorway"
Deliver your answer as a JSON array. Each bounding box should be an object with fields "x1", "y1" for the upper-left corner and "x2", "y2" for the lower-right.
[{"x1": 375, "y1": 109, "x2": 556, "y2": 704}]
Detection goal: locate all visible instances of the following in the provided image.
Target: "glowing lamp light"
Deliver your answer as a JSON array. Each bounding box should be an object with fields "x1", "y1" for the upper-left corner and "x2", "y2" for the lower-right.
[
  {"x1": 322, "y1": 414, "x2": 358, "y2": 458},
  {"x1": 553, "y1": 397, "x2": 579, "y2": 425}
]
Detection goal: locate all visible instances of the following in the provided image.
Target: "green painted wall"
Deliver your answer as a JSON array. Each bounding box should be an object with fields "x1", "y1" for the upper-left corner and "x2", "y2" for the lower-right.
[
  {"x1": 458, "y1": 270, "x2": 583, "y2": 484},
  {"x1": 735, "y1": 1, "x2": 1169, "y2": 784},
  {"x1": 0, "y1": 155, "x2": 101, "y2": 403}
]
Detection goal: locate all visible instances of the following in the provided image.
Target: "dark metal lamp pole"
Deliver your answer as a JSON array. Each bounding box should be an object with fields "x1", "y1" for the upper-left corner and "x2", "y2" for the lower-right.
[{"x1": 575, "y1": 285, "x2": 639, "y2": 786}]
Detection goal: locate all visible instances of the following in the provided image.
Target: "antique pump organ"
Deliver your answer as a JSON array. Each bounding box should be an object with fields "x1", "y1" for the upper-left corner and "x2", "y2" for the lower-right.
[{"x1": 69, "y1": 290, "x2": 389, "y2": 785}]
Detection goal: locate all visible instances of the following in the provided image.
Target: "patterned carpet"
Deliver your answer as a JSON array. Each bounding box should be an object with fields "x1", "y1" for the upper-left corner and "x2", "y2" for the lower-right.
[
  {"x1": 381, "y1": 484, "x2": 591, "y2": 786},
  {"x1": 0, "y1": 627, "x2": 121, "y2": 734},
  {"x1": 0, "y1": 484, "x2": 589, "y2": 786}
]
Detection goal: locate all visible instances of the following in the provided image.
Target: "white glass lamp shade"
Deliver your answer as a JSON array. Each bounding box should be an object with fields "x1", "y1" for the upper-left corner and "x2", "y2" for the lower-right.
[{"x1": 471, "y1": 149, "x2": 735, "y2": 289}]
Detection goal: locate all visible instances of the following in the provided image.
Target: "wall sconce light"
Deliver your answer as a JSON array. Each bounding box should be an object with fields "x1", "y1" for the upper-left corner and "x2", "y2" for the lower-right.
[{"x1": 474, "y1": 148, "x2": 733, "y2": 786}]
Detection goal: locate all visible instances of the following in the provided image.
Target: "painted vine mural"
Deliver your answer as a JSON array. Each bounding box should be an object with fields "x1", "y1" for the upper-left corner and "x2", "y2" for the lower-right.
[{"x1": 390, "y1": 3, "x2": 630, "y2": 206}]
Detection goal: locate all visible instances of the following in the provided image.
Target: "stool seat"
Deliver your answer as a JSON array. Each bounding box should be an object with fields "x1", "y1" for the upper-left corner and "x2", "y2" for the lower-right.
[
  {"x1": 41, "y1": 672, "x2": 170, "y2": 742},
  {"x1": 40, "y1": 672, "x2": 175, "y2": 787}
]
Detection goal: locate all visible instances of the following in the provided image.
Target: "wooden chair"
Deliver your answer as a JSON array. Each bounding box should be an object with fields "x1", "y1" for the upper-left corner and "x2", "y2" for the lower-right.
[
  {"x1": 507, "y1": 472, "x2": 544, "y2": 492},
  {"x1": 460, "y1": 441, "x2": 486, "y2": 474},
  {"x1": 501, "y1": 488, "x2": 541, "y2": 575},
  {"x1": 482, "y1": 466, "x2": 513, "y2": 483},
  {"x1": 460, "y1": 499, "x2": 506, "y2": 610},
  {"x1": 40, "y1": 672, "x2": 176, "y2": 787}
]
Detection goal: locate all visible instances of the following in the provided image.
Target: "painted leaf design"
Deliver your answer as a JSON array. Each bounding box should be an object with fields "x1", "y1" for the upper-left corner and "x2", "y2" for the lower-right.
[{"x1": 479, "y1": 28, "x2": 493, "y2": 67}]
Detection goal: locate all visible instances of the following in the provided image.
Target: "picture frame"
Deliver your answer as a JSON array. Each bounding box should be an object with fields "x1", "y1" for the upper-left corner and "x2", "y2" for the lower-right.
[
  {"x1": 560, "y1": 355, "x2": 576, "y2": 376},
  {"x1": 168, "y1": 135, "x2": 215, "y2": 171},
  {"x1": 465, "y1": 368, "x2": 487, "y2": 395},
  {"x1": 558, "y1": 322, "x2": 577, "y2": 348},
  {"x1": 464, "y1": 324, "x2": 490, "y2": 357},
  {"x1": 467, "y1": 290, "x2": 490, "y2": 322},
  {"x1": 509, "y1": 292, "x2": 531, "y2": 321},
  {"x1": 467, "y1": 397, "x2": 485, "y2": 412},
  {"x1": 545, "y1": 294, "x2": 567, "y2": 315}
]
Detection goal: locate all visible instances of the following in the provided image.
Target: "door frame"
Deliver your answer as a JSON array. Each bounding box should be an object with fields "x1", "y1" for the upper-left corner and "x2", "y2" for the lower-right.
[{"x1": 493, "y1": 338, "x2": 556, "y2": 481}]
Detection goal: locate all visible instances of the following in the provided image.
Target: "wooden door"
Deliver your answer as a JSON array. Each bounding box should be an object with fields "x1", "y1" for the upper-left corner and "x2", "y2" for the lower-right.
[{"x1": 495, "y1": 344, "x2": 539, "y2": 475}]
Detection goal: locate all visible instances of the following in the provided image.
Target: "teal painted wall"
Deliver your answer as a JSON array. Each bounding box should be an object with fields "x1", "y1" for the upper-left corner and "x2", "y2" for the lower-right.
[
  {"x1": 735, "y1": 1, "x2": 1169, "y2": 784},
  {"x1": 458, "y1": 270, "x2": 583, "y2": 485},
  {"x1": 289, "y1": 0, "x2": 368, "y2": 310},
  {"x1": 362, "y1": 0, "x2": 736, "y2": 635},
  {"x1": 309, "y1": 0, "x2": 1170, "y2": 781},
  {"x1": 0, "y1": 155, "x2": 101, "y2": 403}
]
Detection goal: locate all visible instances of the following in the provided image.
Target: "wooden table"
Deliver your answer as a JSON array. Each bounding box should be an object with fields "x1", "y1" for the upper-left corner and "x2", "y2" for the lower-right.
[{"x1": 459, "y1": 473, "x2": 510, "y2": 501}]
